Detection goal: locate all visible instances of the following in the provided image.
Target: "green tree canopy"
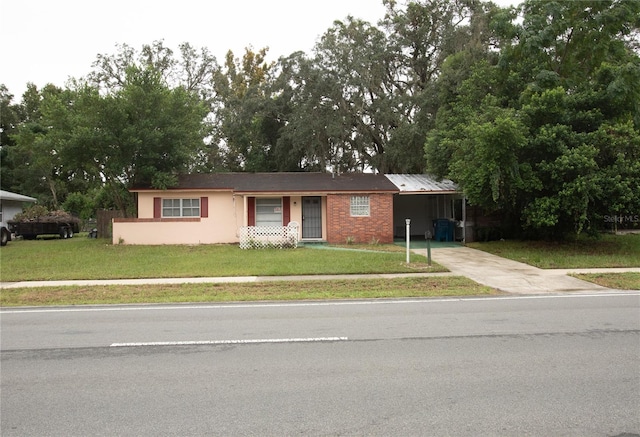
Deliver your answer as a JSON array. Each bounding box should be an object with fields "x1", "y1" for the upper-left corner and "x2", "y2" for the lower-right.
[
  {"x1": 67, "y1": 67, "x2": 207, "y2": 213},
  {"x1": 427, "y1": 0, "x2": 640, "y2": 238}
]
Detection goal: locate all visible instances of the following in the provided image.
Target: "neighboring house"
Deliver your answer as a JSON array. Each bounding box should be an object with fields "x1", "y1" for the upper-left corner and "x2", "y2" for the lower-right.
[
  {"x1": 112, "y1": 173, "x2": 466, "y2": 245},
  {"x1": 0, "y1": 190, "x2": 37, "y2": 246}
]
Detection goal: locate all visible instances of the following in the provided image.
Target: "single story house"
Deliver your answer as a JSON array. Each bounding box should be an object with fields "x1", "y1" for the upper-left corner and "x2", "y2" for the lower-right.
[{"x1": 112, "y1": 173, "x2": 467, "y2": 245}]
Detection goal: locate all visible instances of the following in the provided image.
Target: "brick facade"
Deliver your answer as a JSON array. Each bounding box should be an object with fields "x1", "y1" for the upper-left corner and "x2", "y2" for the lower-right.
[{"x1": 326, "y1": 193, "x2": 394, "y2": 244}]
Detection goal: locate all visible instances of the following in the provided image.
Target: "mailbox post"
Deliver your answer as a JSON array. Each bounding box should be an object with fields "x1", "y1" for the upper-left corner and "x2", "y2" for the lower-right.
[{"x1": 405, "y1": 219, "x2": 411, "y2": 264}]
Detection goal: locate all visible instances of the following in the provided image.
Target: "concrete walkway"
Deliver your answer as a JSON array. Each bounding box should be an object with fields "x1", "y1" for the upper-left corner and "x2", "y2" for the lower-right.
[
  {"x1": 0, "y1": 272, "x2": 456, "y2": 289},
  {"x1": 1, "y1": 246, "x2": 638, "y2": 294}
]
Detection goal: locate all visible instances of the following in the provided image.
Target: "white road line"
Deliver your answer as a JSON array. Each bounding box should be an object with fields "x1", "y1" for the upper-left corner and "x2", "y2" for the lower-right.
[
  {"x1": 1, "y1": 292, "x2": 638, "y2": 314},
  {"x1": 110, "y1": 337, "x2": 349, "y2": 347}
]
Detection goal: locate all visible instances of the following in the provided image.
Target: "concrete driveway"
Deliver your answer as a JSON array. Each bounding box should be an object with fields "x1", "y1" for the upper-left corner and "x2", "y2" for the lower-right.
[{"x1": 429, "y1": 246, "x2": 639, "y2": 294}]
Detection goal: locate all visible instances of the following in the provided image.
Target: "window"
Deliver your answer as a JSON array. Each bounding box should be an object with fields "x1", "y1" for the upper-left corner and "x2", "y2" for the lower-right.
[
  {"x1": 162, "y1": 198, "x2": 200, "y2": 217},
  {"x1": 255, "y1": 198, "x2": 282, "y2": 226},
  {"x1": 350, "y1": 195, "x2": 370, "y2": 217}
]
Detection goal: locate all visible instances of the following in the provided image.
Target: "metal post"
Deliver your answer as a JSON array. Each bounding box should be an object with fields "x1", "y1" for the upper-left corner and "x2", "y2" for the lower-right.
[
  {"x1": 425, "y1": 230, "x2": 432, "y2": 266},
  {"x1": 405, "y1": 218, "x2": 411, "y2": 264},
  {"x1": 462, "y1": 195, "x2": 467, "y2": 244}
]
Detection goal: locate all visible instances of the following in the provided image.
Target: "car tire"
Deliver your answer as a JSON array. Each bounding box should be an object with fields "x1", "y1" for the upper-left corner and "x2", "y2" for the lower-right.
[{"x1": 1, "y1": 229, "x2": 8, "y2": 246}]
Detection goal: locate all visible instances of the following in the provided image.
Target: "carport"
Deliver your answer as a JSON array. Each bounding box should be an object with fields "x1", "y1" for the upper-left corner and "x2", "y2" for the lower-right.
[{"x1": 385, "y1": 174, "x2": 469, "y2": 243}]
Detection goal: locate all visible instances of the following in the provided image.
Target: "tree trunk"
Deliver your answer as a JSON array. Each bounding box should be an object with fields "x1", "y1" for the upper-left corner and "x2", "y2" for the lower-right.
[{"x1": 47, "y1": 178, "x2": 59, "y2": 210}]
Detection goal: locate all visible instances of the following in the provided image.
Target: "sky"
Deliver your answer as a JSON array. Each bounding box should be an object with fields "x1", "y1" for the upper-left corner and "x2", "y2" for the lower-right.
[{"x1": 1, "y1": 0, "x2": 520, "y2": 100}]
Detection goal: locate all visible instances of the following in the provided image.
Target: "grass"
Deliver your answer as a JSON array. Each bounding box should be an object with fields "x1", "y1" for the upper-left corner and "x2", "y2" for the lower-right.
[
  {"x1": 467, "y1": 233, "x2": 640, "y2": 269},
  {"x1": 571, "y1": 272, "x2": 640, "y2": 290},
  {"x1": 0, "y1": 235, "x2": 446, "y2": 282},
  {"x1": 0, "y1": 276, "x2": 498, "y2": 306},
  {"x1": 2, "y1": 233, "x2": 637, "y2": 307}
]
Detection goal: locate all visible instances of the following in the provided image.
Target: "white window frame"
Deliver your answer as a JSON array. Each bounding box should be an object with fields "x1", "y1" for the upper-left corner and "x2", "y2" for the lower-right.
[
  {"x1": 350, "y1": 195, "x2": 370, "y2": 217},
  {"x1": 162, "y1": 198, "x2": 200, "y2": 217}
]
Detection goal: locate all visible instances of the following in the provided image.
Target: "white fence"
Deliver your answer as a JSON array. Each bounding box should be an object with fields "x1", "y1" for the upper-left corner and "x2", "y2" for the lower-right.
[{"x1": 239, "y1": 223, "x2": 299, "y2": 249}]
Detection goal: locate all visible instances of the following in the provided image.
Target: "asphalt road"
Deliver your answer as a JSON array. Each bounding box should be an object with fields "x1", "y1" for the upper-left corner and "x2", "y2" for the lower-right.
[{"x1": 2, "y1": 293, "x2": 639, "y2": 436}]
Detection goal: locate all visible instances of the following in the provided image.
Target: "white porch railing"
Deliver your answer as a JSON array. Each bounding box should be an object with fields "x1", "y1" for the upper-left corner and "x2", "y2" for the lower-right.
[{"x1": 239, "y1": 222, "x2": 299, "y2": 249}]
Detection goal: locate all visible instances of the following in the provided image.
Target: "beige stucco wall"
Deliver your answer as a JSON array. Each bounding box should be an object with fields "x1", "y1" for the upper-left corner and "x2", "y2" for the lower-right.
[
  {"x1": 113, "y1": 192, "x2": 329, "y2": 245},
  {"x1": 113, "y1": 191, "x2": 243, "y2": 245}
]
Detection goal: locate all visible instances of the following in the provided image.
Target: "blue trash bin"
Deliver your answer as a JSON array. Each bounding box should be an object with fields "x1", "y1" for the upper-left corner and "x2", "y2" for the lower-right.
[
  {"x1": 433, "y1": 219, "x2": 452, "y2": 242},
  {"x1": 447, "y1": 221, "x2": 455, "y2": 242}
]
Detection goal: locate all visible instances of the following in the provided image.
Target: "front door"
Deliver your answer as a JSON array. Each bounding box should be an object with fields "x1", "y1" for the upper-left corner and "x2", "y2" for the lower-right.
[{"x1": 302, "y1": 196, "x2": 322, "y2": 239}]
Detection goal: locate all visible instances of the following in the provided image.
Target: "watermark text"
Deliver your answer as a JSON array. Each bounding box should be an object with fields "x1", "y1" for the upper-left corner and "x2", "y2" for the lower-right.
[{"x1": 604, "y1": 214, "x2": 639, "y2": 224}]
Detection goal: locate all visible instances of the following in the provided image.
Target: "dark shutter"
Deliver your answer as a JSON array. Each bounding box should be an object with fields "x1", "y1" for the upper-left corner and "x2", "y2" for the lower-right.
[
  {"x1": 248, "y1": 197, "x2": 255, "y2": 226},
  {"x1": 200, "y1": 197, "x2": 208, "y2": 218},
  {"x1": 282, "y1": 196, "x2": 290, "y2": 225},
  {"x1": 153, "y1": 197, "x2": 161, "y2": 218}
]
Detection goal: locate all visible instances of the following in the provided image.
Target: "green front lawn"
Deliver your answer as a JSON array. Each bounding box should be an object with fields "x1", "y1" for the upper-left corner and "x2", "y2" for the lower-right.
[
  {"x1": 467, "y1": 234, "x2": 640, "y2": 269},
  {"x1": 572, "y1": 272, "x2": 640, "y2": 290},
  {"x1": 0, "y1": 276, "x2": 498, "y2": 307},
  {"x1": 0, "y1": 236, "x2": 445, "y2": 282}
]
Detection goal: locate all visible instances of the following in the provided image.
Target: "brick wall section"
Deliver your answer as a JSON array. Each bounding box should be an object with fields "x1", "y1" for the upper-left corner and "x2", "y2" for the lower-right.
[{"x1": 326, "y1": 193, "x2": 394, "y2": 244}]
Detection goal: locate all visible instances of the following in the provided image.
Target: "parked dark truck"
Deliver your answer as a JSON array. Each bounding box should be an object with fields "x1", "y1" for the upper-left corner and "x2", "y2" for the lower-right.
[{"x1": 8, "y1": 207, "x2": 80, "y2": 240}]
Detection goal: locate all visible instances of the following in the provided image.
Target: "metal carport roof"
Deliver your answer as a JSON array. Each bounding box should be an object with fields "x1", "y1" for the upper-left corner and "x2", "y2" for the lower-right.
[{"x1": 384, "y1": 174, "x2": 459, "y2": 194}]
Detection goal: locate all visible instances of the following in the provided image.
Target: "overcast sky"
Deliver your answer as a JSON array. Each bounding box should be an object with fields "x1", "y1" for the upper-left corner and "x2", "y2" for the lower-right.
[{"x1": 1, "y1": 0, "x2": 520, "y2": 100}]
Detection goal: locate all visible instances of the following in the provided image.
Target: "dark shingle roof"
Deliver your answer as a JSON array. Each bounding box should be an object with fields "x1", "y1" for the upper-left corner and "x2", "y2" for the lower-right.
[{"x1": 135, "y1": 172, "x2": 399, "y2": 193}]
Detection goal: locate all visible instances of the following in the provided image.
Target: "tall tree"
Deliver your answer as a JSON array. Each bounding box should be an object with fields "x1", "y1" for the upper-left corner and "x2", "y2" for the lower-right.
[
  {"x1": 7, "y1": 84, "x2": 77, "y2": 208},
  {"x1": 0, "y1": 85, "x2": 22, "y2": 191},
  {"x1": 426, "y1": 0, "x2": 640, "y2": 238},
  {"x1": 273, "y1": 19, "x2": 391, "y2": 173},
  {"x1": 211, "y1": 47, "x2": 280, "y2": 171},
  {"x1": 273, "y1": 1, "x2": 494, "y2": 174},
  {"x1": 89, "y1": 41, "x2": 220, "y2": 169},
  {"x1": 64, "y1": 67, "x2": 208, "y2": 214},
  {"x1": 270, "y1": 52, "x2": 331, "y2": 171},
  {"x1": 381, "y1": 0, "x2": 493, "y2": 172}
]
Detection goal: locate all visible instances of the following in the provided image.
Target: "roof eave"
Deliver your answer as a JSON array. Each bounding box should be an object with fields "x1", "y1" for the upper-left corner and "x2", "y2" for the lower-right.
[
  {"x1": 397, "y1": 190, "x2": 461, "y2": 195},
  {"x1": 130, "y1": 187, "x2": 234, "y2": 193}
]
